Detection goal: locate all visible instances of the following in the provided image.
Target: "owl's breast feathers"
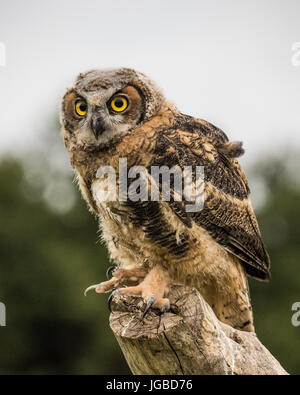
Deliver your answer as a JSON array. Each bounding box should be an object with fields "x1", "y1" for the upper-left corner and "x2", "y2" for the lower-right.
[{"x1": 76, "y1": 107, "x2": 270, "y2": 281}]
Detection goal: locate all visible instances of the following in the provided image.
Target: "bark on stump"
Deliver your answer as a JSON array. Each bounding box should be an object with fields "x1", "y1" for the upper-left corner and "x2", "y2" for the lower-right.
[{"x1": 109, "y1": 285, "x2": 288, "y2": 375}]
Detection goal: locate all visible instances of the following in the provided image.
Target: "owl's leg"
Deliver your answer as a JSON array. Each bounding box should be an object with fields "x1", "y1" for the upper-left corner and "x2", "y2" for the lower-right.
[
  {"x1": 109, "y1": 265, "x2": 171, "y2": 315},
  {"x1": 84, "y1": 266, "x2": 147, "y2": 296}
]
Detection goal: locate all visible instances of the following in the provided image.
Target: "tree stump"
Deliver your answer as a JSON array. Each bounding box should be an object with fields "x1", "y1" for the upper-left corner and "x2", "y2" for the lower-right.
[{"x1": 109, "y1": 285, "x2": 288, "y2": 375}]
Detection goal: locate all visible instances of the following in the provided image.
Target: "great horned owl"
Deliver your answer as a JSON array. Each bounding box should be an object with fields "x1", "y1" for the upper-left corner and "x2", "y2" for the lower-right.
[{"x1": 61, "y1": 68, "x2": 270, "y2": 332}]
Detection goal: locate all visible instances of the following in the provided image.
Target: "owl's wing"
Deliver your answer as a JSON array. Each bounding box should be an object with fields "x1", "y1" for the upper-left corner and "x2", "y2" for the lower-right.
[{"x1": 149, "y1": 116, "x2": 270, "y2": 280}]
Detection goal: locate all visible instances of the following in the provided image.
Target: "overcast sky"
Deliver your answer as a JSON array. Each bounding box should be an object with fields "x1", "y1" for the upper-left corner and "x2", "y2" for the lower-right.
[{"x1": 0, "y1": 0, "x2": 300, "y2": 166}]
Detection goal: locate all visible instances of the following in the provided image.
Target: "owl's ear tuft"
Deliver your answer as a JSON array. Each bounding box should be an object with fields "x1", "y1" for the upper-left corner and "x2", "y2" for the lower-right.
[{"x1": 219, "y1": 141, "x2": 245, "y2": 158}]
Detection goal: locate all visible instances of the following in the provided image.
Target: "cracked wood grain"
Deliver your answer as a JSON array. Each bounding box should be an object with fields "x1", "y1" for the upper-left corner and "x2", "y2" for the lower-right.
[{"x1": 109, "y1": 285, "x2": 288, "y2": 375}]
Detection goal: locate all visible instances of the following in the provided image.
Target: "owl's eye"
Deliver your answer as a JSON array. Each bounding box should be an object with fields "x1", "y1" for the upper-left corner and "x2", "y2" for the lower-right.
[
  {"x1": 75, "y1": 100, "x2": 88, "y2": 116},
  {"x1": 109, "y1": 95, "x2": 128, "y2": 113}
]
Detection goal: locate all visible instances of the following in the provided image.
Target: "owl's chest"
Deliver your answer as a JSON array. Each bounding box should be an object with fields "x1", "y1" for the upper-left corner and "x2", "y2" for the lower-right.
[
  {"x1": 89, "y1": 174, "x2": 234, "y2": 288},
  {"x1": 90, "y1": 177, "x2": 149, "y2": 263}
]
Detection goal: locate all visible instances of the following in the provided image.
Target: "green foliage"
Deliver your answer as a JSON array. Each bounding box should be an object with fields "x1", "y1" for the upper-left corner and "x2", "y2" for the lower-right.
[
  {"x1": 0, "y1": 149, "x2": 299, "y2": 374},
  {"x1": 0, "y1": 158, "x2": 130, "y2": 374},
  {"x1": 249, "y1": 156, "x2": 300, "y2": 375}
]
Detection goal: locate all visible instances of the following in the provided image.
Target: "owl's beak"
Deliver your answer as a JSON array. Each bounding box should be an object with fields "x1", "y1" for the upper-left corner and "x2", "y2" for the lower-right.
[{"x1": 91, "y1": 116, "x2": 106, "y2": 139}]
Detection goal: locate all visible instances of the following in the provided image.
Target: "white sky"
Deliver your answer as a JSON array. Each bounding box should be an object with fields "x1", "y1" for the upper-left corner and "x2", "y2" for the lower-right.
[{"x1": 0, "y1": 0, "x2": 300, "y2": 167}]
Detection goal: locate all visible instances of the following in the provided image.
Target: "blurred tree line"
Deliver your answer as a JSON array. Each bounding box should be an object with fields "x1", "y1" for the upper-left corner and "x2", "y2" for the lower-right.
[{"x1": 0, "y1": 123, "x2": 299, "y2": 374}]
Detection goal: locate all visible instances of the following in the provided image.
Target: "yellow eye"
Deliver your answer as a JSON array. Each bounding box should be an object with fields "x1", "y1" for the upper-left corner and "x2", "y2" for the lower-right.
[
  {"x1": 110, "y1": 96, "x2": 128, "y2": 112},
  {"x1": 75, "y1": 100, "x2": 87, "y2": 116}
]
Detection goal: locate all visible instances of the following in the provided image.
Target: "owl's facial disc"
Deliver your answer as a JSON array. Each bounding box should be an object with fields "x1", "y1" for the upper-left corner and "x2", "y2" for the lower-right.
[
  {"x1": 90, "y1": 91, "x2": 132, "y2": 139},
  {"x1": 61, "y1": 84, "x2": 145, "y2": 147},
  {"x1": 61, "y1": 68, "x2": 165, "y2": 150}
]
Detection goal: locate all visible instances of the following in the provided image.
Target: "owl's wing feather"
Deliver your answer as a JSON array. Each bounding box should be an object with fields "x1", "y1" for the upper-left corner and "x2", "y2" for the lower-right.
[{"x1": 150, "y1": 115, "x2": 270, "y2": 280}]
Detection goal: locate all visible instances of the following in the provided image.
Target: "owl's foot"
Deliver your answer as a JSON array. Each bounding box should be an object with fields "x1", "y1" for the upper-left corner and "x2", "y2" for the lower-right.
[
  {"x1": 109, "y1": 265, "x2": 170, "y2": 317},
  {"x1": 84, "y1": 266, "x2": 147, "y2": 296}
]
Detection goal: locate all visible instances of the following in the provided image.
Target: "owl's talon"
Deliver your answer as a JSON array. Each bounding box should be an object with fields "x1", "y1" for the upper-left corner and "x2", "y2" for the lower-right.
[
  {"x1": 142, "y1": 295, "x2": 156, "y2": 319},
  {"x1": 108, "y1": 289, "x2": 121, "y2": 312},
  {"x1": 84, "y1": 284, "x2": 99, "y2": 296},
  {"x1": 106, "y1": 265, "x2": 116, "y2": 280}
]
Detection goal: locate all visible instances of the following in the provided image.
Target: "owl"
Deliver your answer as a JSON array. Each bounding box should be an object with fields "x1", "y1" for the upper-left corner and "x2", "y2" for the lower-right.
[{"x1": 61, "y1": 68, "x2": 270, "y2": 332}]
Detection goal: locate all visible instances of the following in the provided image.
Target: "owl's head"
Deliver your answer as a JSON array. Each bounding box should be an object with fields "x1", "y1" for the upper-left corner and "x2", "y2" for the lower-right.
[{"x1": 61, "y1": 68, "x2": 165, "y2": 149}]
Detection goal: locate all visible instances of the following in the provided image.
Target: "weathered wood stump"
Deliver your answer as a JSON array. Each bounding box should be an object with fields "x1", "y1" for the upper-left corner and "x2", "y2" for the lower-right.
[{"x1": 109, "y1": 285, "x2": 288, "y2": 375}]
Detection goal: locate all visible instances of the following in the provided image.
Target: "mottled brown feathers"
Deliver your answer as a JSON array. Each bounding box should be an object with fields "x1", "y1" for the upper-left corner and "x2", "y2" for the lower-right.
[
  {"x1": 150, "y1": 115, "x2": 270, "y2": 280},
  {"x1": 218, "y1": 141, "x2": 245, "y2": 158},
  {"x1": 61, "y1": 68, "x2": 271, "y2": 332}
]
